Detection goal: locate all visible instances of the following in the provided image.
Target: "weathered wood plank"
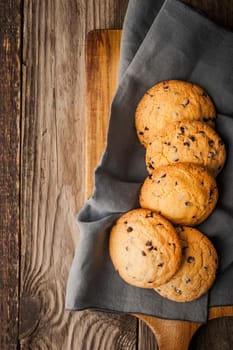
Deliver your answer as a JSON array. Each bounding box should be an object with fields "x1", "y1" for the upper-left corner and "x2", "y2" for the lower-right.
[
  {"x1": 190, "y1": 317, "x2": 233, "y2": 350},
  {"x1": 0, "y1": 1, "x2": 21, "y2": 349},
  {"x1": 20, "y1": 1, "x2": 136, "y2": 349},
  {"x1": 138, "y1": 320, "x2": 158, "y2": 350}
]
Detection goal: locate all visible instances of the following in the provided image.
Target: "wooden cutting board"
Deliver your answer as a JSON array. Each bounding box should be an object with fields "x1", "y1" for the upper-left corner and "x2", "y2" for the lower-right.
[{"x1": 85, "y1": 29, "x2": 233, "y2": 350}]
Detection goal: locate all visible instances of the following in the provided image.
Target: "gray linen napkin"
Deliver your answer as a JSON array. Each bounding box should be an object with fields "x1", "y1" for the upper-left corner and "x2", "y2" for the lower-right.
[{"x1": 66, "y1": 0, "x2": 233, "y2": 323}]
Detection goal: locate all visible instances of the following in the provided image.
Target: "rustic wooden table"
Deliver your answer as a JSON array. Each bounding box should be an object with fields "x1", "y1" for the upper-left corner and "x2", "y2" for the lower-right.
[{"x1": 1, "y1": 1, "x2": 233, "y2": 349}]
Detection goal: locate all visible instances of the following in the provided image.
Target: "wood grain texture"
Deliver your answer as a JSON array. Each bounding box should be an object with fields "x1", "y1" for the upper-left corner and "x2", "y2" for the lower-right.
[
  {"x1": 190, "y1": 317, "x2": 233, "y2": 350},
  {"x1": 0, "y1": 1, "x2": 21, "y2": 349},
  {"x1": 138, "y1": 319, "x2": 158, "y2": 350},
  {"x1": 20, "y1": 1, "x2": 136, "y2": 349}
]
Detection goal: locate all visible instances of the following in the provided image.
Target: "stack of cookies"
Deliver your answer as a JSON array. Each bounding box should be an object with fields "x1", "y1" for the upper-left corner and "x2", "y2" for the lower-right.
[{"x1": 109, "y1": 80, "x2": 226, "y2": 302}]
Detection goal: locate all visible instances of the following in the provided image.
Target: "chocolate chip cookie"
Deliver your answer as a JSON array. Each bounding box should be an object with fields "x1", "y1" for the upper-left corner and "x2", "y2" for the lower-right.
[
  {"x1": 146, "y1": 121, "x2": 226, "y2": 177},
  {"x1": 135, "y1": 80, "x2": 216, "y2": 146},
  {"x1": 154, "y1": 226, "x2": 218, "y2": 302},
  {"x1": 109, "y1": 208, "x2": 182, "y2": 288},
  {"x1": 139, "y1": 163, "x2": 218, "y2": 226}
]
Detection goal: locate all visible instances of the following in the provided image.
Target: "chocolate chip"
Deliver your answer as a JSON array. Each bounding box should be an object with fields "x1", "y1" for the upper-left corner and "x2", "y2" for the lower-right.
[
  {"x1": 183, "y1": 141, "x2": 190, "y2": 147},
  {"x1": 185, "y1": 201, "x2": 191, "y2": 206},
  {"x1": 192, "y1": 215, "x2": 196, "y2": 219},
  {"x1": 203, "y1": 265, "x2": 208, "y2": 270},
  {"x1": 141, "y1": 251, "x2": 146, "y2": 256},
  {"x1": 139, "y1": 131, "x2": 144, "y2": 135},
  {"x1": 202, "y1": 117, "x2": 210, "y2": 123},
  {"x1": 158, "y1": 263, "x2": 164, "y2": 267},
  {"x1": 174, "y1": 158, "x2": 179, "y2": 162},
  {"x1": 173, "y1": 146, "x2": 178, "y2": 152},
  {"x1": 185, "y1": 277, "x2": 191, "y2": 283},
  {"x1": 146, "y1": 92, "x2": 154, "y2": 97},
  {"x1": 180, "y1": 126, "x2": 185, "y2": 134},
  {"x1": 148, "y1": 174, "x2": 152, "y2": 179},
  {"x1": 189, "y1": 135, "x2": 196, "y2": 142},
  {"x1": 144, "y1": 126, "x2": 149, "y2": 131},
  {"x1": 163, "y1": 86, "x2": 169, "y2": 90},
  {"x1": 198, "y1": 130, "x2": 206, "y2": 136},
  {"x1": 218, "y1": 165, "x2": 222, "y2": 170},
  {"x1": 153, "y1": 247, "x2": 158, "y2": 251},
  {"x1": 200, "y1": 180, "x2": 204, "y2": 186},
  {"x1": 175, "y1": 181, "x2": 178, "y2": 186},
  {"x1": 157, "y1": 180, "x2": 160, "y2": 184},
  {"x1": 149, "y1": 163, "x2": 154, "y2": 170},
  {"x1": 127, "y1": 227, "x2": 133, "y2": 232},
  {"x1": 208, "y1": 139, "x2": 214, "y2": 147},
  {"x1": 160, "y1": 173, "x2": 166, "y2": 178},
  {"x1": 218, "y1": 139, "x2": 224, "y2": 146},
  {"x1": 175, "y1": 288, "x2": 182, "y2": 295},
  {"x1": 210, "y1": 188, "x2": 214, "y2": 197},
  {"x1": 164, "y1": 141, "x2": 171, "y2": 146},
  {"x1": 146, "y1": 240, "x2": 152, "y2": 246},
  {"x1": 124, "y1": 221, "x2": 128, "y2": 224},
  {"x1": 201, "y1": 91, "x2": 207, "y2": 97},
  {"x1": 147, "y1": 280, "x2": 154, "y2": 283},
  {"x1": 147, "y1": 246, "x2": 153, "y2": 251},
  {"x1": 187, "y1": 256, "x2": 195, "y2": 263},
  {"x1": 182, "y1": 246, "x2": 188, "y2": 253}
]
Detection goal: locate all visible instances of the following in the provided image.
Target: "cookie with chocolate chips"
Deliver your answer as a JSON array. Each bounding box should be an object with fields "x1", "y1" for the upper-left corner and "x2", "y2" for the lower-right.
[
  {"x1": 139, "y1": 163, "x2": 218, "y2": 226},
  {"x1": 109, "y1": 208, "x2": 182, "y2": 288},
  {"x1": 135, "y1": 80, "x2": 216, "y2": 146},
  {"x1": 146, "y1": 121, "x2": 226, "y2": 177},
  {"x1": 154, "y1": 226, "x2": 218, "y2": 302}
]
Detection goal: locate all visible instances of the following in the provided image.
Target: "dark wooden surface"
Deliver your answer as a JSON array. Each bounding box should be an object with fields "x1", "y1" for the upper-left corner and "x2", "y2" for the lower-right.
[
  {"x1": 0, "y1": 0, "x2": 233, "y2": 349},
  {"x1": 0, "y1": 1, "x2": 21, "y2": 349}
]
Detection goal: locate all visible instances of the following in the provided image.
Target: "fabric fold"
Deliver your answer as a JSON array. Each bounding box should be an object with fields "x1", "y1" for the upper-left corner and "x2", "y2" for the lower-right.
[{"x1": 66, "y1": 0, "x2": 233, "y2": 323}]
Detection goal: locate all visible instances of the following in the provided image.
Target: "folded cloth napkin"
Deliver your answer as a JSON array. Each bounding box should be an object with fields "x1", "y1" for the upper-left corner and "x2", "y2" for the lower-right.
[{"x1": 66, "y1": 0, "x2": 233, "y2": 323}]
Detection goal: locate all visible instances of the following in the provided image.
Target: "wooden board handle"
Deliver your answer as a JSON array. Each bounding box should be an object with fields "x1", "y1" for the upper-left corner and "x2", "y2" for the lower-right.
[
  {"x1": 136, "y1": 306, "x2": 233, "y2": 349},
  {"x1": 137, "y1": 315, "x2": 202, "y2": 350}
]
